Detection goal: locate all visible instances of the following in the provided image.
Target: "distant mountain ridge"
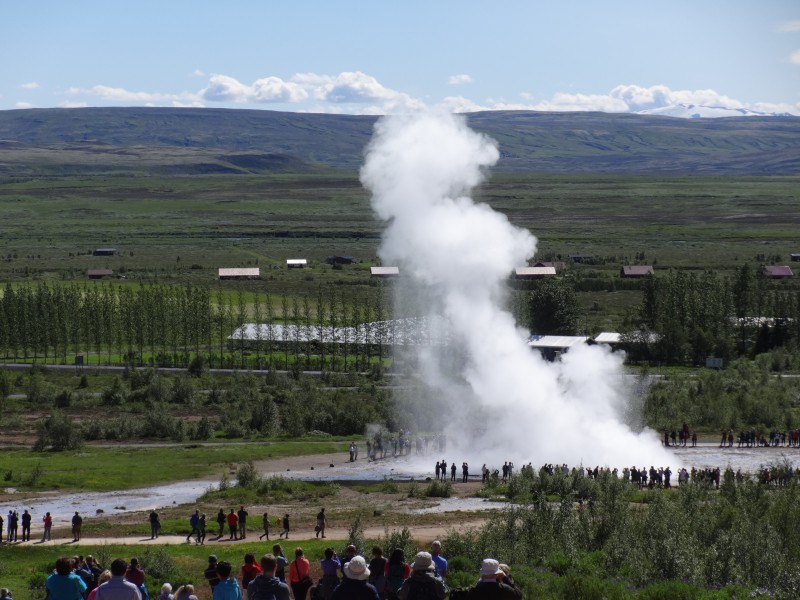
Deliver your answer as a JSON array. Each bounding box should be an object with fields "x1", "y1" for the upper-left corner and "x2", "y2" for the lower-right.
[{"x1": 0, "y1": 107, "x2": 798, "y2": 175}]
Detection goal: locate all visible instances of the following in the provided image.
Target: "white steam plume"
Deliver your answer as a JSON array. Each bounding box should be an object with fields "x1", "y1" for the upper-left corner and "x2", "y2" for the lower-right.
[{"x1": 360, "y1": 110, "x2": 674, "y2": 470}]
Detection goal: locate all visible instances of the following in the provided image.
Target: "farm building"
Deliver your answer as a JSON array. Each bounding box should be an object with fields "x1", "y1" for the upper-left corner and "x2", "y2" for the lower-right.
[
  {"x1": 528, "y1": 334, "x2": 589, "y2": 360},
  {"x1": 93, "y1": 248, "x2": 117, "y2": 256},
  {"x1": 371, "y1": 266, "x2": 400, "y2": 278},
  {"x1": 87, "y1": 269, "x2": 113, "y2": 279},
  {"x1": 762, "y1": 265, "x2": 793, "y2": 279},
  {"x1": 514, "y1": 266, "x2": 556, "y2": 279},
  {"x1": 326, "y1": 256, "x2": 354, "y2": 265},
  {"x1": 287, "y1": 259, "x2": 307, "y2": 268},
  {"x1": 593, "y1": 332, "x2": 622, "y2": 345},
  {"x1": 531, "y1": 261, "x2": 564, "y2": 272},
  {"x1": 620, "y1": 265, "x2": 654, "y2": 278},
  {"x1": 791, "y1": 254, "x2": 800, "y2": 262},
  {"x1": 218, "y1": 268, "x2": 260, "y2": 280}
]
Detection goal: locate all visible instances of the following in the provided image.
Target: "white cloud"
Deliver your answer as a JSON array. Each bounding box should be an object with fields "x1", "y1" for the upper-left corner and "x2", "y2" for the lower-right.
[
  {"x1": 191, "y1": 69, "x2": 206, "y2": 77},
  {"x1": 20, "y1": 82, "x2": 39, "y2": 90},
  {"x1": 15, "y1": 101, "x2": 35, "y2": 109},
  {"x1": 609, "y1": 84, "x2": 745, "y2": 111},
  {"x1": 438, "y1": 84, "x2": 800, "y2": 116},
  {"x1": 60, "y1": 100, "x2": 89, "y2": 108},
  {"x1": 312, "y1": 71, "x2": 424, "y2": 113},
  {"x1": 791, "y1": 49, "x2": 800, "y2": 65},
  {"x1": 448, "y1": 74, "x2": 473, "y2": 85},
  {"x1": 68, "y1": 85, "x2": 200, "y2": 105},
  {"x1": 750, "y1": 100, "x2": 800, "y2": 115},
  {"x1": 779, "y1": 20, "x2": 800, "y2": 32},
  {"x1": 530, "y1": 91, "x2": 629, "y2": 112},
  {"x1": 202, "y1": 74, "x2": 307, "y2": 103},
  {"x1": 318, "y1": 71, "x2": 397, "y2": 103},
  {"x1": 440, "y1": 95, "x2": 489, "y2": 113},
  {"x1": 290, "y1": 72, "x2": 334, "y2": 86},
  {"x1": 53, "y1": 75, "x2": 797, "y2": 117}
]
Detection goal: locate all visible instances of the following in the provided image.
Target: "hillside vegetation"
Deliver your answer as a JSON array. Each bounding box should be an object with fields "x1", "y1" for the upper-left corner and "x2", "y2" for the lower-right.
[{"x1": 0, "y1": 107, "x2": 798, "y2": 175}]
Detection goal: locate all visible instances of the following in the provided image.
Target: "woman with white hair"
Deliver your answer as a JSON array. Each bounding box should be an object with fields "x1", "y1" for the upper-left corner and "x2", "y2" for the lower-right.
[
  {"x1": 330, "y1": 556, "x2": 380, "y2": 600},
  {"x1": 396, "y1": 553, "x2": 447, "y2": 600}
]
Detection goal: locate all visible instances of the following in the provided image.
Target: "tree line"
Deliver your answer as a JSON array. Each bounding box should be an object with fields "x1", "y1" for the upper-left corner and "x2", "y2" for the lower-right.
[
  {"x1": 633, "y1": 265, "x2": 800, "y2": 365},
  {"x1": 0, "y1": 282, "x2": 395, "y2": 371}
]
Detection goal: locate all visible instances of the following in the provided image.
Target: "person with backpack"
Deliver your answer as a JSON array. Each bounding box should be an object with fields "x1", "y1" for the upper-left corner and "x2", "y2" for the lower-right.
[
  {"x1": 330, "y1": 556, "x2": 379, "y2": 600},
  {"x1": 271, "y1": 545, "x2": 288, "y2": 583},
  {"x1": 384, "y1": 549, "x2": 410, "y2": 600},
  {"x1": 396, "y1": 552, "x2": 447, "y2": 600},
  {"x1": 186, "y1": 510, "x2": 200, "y2": 543},
  {"x1": 149, "y1": 510, "x2": 160, "y2": 540}
]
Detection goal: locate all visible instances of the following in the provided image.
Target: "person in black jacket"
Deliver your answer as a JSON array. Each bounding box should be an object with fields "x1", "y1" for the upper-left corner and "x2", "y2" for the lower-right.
[
  {"x1": 465, "y1": 559, "x2": 520, "y2": 600},
  {"x1": 330, "y1": 556, "x2": 379, "y2": 600}
]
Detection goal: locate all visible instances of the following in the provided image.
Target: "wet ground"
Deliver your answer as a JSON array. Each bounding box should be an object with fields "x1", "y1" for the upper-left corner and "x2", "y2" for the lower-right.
[{"x1": 2, "y1": 443, "x2": 797, "y2": 522}]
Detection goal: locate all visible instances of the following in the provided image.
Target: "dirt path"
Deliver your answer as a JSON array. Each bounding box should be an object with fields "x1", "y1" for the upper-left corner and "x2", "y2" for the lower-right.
[{"x1": 9, "y1": 520, "x2": 487, "y2": 548}]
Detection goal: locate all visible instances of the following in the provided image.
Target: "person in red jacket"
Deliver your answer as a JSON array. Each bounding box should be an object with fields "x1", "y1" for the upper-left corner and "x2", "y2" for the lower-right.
[
  {"x1": 240, "y1": 553, "x2": 261, "y2": 598},
  {"x1": 41, "y1": 512, "x2": 53, "y2": 541},
  {"x1": 124, "y1": 557, "x2": 146, "y2": 586},
  {"x1": 226, "y1": 510, "x2": 238, "y2": 541}
]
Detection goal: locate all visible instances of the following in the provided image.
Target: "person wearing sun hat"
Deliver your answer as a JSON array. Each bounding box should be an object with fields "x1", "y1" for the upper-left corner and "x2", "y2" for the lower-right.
[
  {"x1": 465, "y1": 558, "x2": 521, "y2": 599},
  {"x1": 396, "y1": 552, "x2": 448, "y2": 600},
  {"x1": 330, "y1": 556, "x2": 379, "y2": 600}
]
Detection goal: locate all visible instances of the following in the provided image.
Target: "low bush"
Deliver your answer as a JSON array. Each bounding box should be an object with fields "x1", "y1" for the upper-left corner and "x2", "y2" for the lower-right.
[{"x1": 424, "y1": 480, "x2": 453, "y2": 498}]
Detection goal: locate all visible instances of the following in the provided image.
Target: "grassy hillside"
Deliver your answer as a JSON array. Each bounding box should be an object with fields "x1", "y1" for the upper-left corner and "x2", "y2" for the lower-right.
[{"x1": 0, "y1": 107, "x2": 798, "y2": 175}]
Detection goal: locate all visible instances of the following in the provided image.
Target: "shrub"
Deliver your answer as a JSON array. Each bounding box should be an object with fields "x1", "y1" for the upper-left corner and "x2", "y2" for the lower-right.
[
  {"x1": 407, "y1": 480, "x2": 421, "y2": 498},
  {"x1": 101, "y1": 377, "x2": 127, "y2": 406},
  {"x1": 192, "y1": 416, "x2": 213, "y2": 440},
  {"x1": 236, "y1": 461, "x2": 259, "y2": 488},
  {"x1": 424, "y1": 480, "x2": 453, "y2": 498},
  {"x1": 54, "y1": 390, "x2": 72, "y2": 408},
  {"x1": 33, "y1": 410, "x2": 83, "y2": 451}
]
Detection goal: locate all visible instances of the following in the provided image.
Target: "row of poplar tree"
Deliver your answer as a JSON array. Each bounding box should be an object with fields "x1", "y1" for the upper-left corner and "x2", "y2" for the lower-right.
[
  {"x1": 635, "y1": 264, "x2": 800, "y2": 365},
  {"x1": 0, "y1": 282, "x2": 394, "y2": 370}
]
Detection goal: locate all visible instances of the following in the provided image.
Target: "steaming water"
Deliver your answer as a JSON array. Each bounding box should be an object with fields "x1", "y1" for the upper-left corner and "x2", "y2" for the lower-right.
[
  {"x1": 360, "y1": 111, "x2": 675, "y2": 469},
  {"x1": 1, "y1": 446, "x2": 793, "y2": 520}
]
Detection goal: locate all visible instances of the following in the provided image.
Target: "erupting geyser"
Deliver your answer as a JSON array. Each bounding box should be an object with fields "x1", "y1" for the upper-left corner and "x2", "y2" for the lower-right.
[{"x1": 360, "y1": 110, "x2": 674, "y2": 469}]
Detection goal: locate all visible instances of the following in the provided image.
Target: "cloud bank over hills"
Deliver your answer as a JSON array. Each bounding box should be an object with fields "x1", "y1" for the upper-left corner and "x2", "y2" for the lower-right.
[{"x1": 15, "y1": 72, "x2": 799, "y2": 119}]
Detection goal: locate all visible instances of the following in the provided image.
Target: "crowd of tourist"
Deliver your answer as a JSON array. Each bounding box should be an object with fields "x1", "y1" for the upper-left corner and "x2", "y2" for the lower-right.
[{"x1": 33, "y1": 540, "x2": 522, "y2": 600}]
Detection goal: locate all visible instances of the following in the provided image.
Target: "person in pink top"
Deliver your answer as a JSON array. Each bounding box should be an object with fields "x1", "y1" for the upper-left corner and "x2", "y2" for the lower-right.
[{"x1": 288, "y1": 548, "x2": 311, "y2": 600}]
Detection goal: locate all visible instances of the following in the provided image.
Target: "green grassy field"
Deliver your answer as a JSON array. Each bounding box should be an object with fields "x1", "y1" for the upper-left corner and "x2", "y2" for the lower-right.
[
  {"x1": 2, "y1": 173, "x2": 799, "y2": 332},
  {"x1": 0, "y1": 442, "x2": 348, "y2": 492}
]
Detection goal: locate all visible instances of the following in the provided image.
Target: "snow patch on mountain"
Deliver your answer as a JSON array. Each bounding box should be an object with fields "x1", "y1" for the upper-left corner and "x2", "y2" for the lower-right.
[{"x1": 637, "y1": 103, "x2": 795, "y2": 119}]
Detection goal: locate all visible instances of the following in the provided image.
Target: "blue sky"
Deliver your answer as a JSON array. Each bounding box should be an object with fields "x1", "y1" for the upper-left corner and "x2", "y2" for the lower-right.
[{"x1": 4, "y1": 1, "x2": 800, "y2": 115}]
